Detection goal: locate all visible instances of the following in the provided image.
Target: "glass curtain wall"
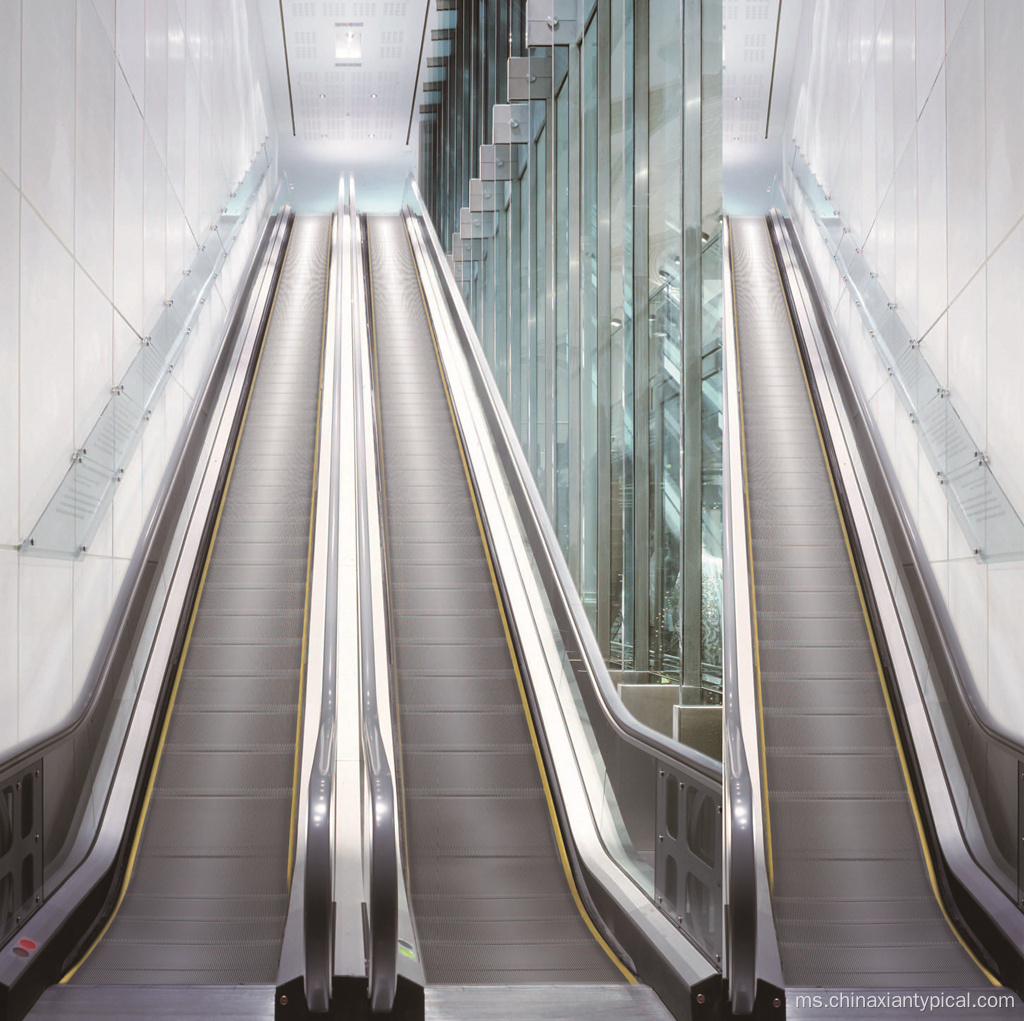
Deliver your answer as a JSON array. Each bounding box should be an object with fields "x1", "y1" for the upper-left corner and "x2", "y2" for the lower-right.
[{"x1": 418, "y1": 0, "x2": 723, "y2": 709}]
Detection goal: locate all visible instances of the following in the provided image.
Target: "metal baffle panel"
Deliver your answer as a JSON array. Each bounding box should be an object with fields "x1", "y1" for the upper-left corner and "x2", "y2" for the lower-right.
[
  {"x1": 0, "y1": 762, "x2": 43, "y2": 944},
  {"x1": 366, "y1": 215, "x2": 623, "y2": 984},
  {"x1": 69, "y1": 216, "x2": 331, "y2": 984},
  {"x1": 655, "y1": 765, "x2": 721, "y2": 964}
]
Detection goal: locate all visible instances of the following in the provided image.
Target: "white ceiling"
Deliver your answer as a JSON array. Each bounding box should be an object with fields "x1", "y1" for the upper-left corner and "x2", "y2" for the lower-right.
[
  {"x1": 253, "y1": 0, "x2": 438, "y2": 212},
  {"x1": 723, "y1": 0, "x2": 807, "y2": 215}
]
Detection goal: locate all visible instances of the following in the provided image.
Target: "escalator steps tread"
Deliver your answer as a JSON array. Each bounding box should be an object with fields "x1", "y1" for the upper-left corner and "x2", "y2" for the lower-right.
[
  {"x1": 368, "y1": 215, "x2": 623, "y2": 985},
  {"x1": 68, "y1": 216, "x2": 331, "y2": 985}
]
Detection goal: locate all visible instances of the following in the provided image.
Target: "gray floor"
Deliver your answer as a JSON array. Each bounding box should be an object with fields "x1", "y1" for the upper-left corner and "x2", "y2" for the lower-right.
[
  {"x1": 29, "y1": 982, "x2": 678, "y2": 1020},
  {"x1": 367, "y1": 215, "x2": 625, "y2": 985},
  {"x1": 67, "y1": 216, "x2": 331, "y2": 985},
  {"x1": 27, "y1": 985, "x2": 276, "y2": 1020},
  {"x1": 731, "y1": 216, "x2": 985, "y2": 988}
]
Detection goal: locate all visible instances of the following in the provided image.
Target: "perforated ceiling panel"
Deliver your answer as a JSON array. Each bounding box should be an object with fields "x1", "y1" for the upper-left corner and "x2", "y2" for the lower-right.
[
  {"x1": 269, "y1": 0, "x2": 421, "y2": 145},
  {"x1": 723, "y1": 0, "x2": 780, "y2": 144}
]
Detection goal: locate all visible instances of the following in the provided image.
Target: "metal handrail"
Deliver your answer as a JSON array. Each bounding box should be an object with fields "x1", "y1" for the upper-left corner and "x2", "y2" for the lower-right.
[
  {"x1": 720, "y1": 217, "x2": 762, "y2": 1014},
  {"x1": 301, "y1": 199, "x2": 343, "y2": 1013},
  {"x1": 350, "y1": 185, "x2": 399, "y2": 1012}
]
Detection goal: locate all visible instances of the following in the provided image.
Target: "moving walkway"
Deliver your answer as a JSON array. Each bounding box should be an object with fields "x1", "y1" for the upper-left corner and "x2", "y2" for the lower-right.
[
  {"x1": 1, "y1": 180, "x2": 1019, "y2": 1021},
  {"x1": 721, "y1": 212, "x2": 1024, "y2": 1013},
  {"x1": 0, "y1": 183, "x2": 725, "y2": 1021}
]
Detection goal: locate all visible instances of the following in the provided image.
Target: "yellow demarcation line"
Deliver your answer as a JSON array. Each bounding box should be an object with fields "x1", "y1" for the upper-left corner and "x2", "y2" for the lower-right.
[
  {"x1": 400, "y1": 217, "x2": 636, "y2": 985},
  {"x1": 728, "y1": 222, "x2": 775, "y2": 893},
  {"x1": 768, "y1": 225, "x2": 999, "y2": 987},
  {"x1": 62, "y1": 221, "x2": 295, "y2": 984},
  {"x1": 287, "y1": 214, "x2": 334, "y2": 885}
]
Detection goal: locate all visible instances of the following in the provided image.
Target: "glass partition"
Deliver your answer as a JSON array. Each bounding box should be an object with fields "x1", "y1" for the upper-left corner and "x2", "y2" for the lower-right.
[{"x1": 416, "y1": 0, "x2": 724, "y2": 743}]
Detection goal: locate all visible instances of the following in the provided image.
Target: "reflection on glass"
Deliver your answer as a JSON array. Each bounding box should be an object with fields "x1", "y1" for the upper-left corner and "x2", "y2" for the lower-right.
[
  {"x1": 415, "y1": 0, "x2": 725, "y2": 732},
  {"x1": 581, "y1": 16, "x2": 600, "y2": 631}
]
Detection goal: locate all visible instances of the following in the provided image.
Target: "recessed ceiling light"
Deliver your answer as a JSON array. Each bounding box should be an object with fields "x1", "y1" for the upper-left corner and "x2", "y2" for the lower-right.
[
  {"x1": 368, "y1": 132, "x2": 375, "y2": 138},
  {"x1": 319, "y1": 92, "x2": 326, "y2": 99},
  {"x1": 336, "y1": 27, "x2": 361, "y2": 60},
  {"x1": 370, "y1": 92, "x2": 377, "y2": 98},
  {"x1": 322, "y1": 133, "x2": 328, "y2": 139}
]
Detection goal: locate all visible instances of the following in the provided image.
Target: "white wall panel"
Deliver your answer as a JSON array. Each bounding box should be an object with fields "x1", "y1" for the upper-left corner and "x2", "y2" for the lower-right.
[
  {"x1": 0, "y1": 0, "x2": 279, "y2": 755},
  {"x1": 91, "y1": 0, "x2": 115, "y2": 47},
  {"x1": 72, "y1": 555, "x2": 113, "y2": 700},
  {"x1": 116, "y1": 0, "x2": 147, "y2": 113},
  {"x1": 19, "y1": 558, "x2": 74, "y2": 738},
  {"x1": 917, "y1": 72, "x2": 947, "y2": 337},
  {"x1": 19, "y1": 203, "x2": 75, "y2": 537},
  {"x1": 143, "y1": 134, "x2": 168, "y2": 332},
  {"x1": 0, "y1": 177, "x2": 19, "y2": 547},
  {"x1": 984, "y1": 0, "x2": 1024, "y2": 254},
  {"x1": 0, "y1": 552, "x2": 18, "y2": 750},
  {"x1": 21, "y1": 0, "x2": 76, "y2": 251},
  {"x1": 784, "y1": 0, "x2": 1023, "y2": 736},
  {"x1": 76, "y1": 0, "x2": 117, "y2": 302},
  {"x1": 0, "y1": 0, "x2": 21, "y2": 187},
  {"x1": 113, "y1": 71, "x2": 146, "y2": 335},
  {"x1": 73, "y1": 267, "x2": 114, "y2": 448},
  {"x1": 985, "y1": 222, "x2": 1024, "y2": 514},
  {"x1": 146, "y1": 0, "x2": 170, "y2": 166},
  {"x1": 944, "y1": 1, "x2": 985, "y2": 302}
]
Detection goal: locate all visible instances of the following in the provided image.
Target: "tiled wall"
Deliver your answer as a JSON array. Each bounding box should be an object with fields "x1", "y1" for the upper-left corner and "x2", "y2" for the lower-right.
[
  {"x1": 0, "y1": 0, "x2": 278, "y2": 754},
  {"x1": 784, "y1": 0, "x2": 1023, "y2": 738}
]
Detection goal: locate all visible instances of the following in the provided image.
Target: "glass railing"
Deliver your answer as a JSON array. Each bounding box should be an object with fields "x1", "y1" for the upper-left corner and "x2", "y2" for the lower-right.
[
  {"x1": 788, "y1": 148, "x2": 1024, "y2": 563},
  {"x1": 22, "y1": 144, "x2": 273, "y2": 561}
]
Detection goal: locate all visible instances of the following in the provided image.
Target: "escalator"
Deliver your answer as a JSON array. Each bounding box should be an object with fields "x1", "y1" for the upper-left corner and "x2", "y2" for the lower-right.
[
  {"x1": 364, "y1": 214, "x2": 634, "y2": 987},
  {"x1": 19, "y1": 214, "x2": 332, "y2": 1012},
  {"x1": 728, "y1": 215, "x2": 997, "y2": 993}
]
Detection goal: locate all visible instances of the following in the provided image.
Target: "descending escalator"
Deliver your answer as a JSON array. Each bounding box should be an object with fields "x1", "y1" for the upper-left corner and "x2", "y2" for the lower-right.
[
  {"x1": 729, "y1": 215, "x2": 991, "y2": 990},
  {"x1": 364, "y1": 214, "x2": 631, "y2": 985},
  {"x1": 55, "y1": 215, "x2": 332, "y2": 987}
]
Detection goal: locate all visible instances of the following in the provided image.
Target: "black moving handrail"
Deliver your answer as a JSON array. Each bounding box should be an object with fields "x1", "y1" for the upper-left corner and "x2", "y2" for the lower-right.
[{"x1": 351, "y1": 190, "x2": 399, "y2": 1012}]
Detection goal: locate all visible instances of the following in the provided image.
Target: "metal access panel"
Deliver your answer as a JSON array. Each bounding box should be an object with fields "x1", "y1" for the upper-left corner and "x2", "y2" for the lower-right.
[
  {"x1": 654, "y1": 764, "x2": 722, "y2": 965},
  {"x1": 0, "y1": 761, "x2": 43, "y2": 945}
]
